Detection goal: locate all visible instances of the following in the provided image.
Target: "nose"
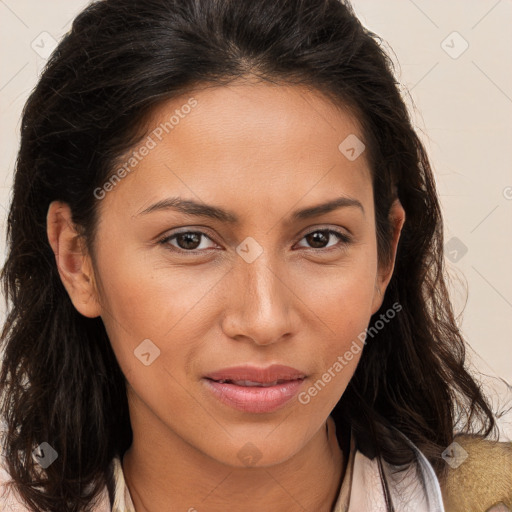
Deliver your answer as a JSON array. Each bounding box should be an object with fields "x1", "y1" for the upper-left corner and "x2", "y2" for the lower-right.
[{"x1": 220, "y1": 253, "x2": 297, "y2": 346}]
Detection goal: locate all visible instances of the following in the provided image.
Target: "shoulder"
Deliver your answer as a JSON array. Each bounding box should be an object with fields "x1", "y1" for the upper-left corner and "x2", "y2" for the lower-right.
[{"x1": 440, "y1": 434, "x2": 512, "y2": 512}]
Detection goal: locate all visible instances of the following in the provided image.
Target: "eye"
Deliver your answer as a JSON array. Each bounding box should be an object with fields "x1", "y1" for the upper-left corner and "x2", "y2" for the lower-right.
[
  {"x1": 158, "y1": 227, "x2": 352, "y2": 255},
  {"x1": 158, "y1": 231, "x2": 218, "y2": 252},
  {"x1": 295, "y1": 229, "x2": 351, "y2": 251}
]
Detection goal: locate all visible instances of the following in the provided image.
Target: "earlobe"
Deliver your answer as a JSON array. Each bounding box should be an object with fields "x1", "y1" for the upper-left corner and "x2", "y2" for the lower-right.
[{"x1": 46, "y1": 201, "x2": 102, "y2": 318}]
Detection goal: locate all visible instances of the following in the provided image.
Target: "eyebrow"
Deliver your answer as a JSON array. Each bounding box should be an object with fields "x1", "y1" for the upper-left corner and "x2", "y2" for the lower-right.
[{"x1": 135, "y1": 195, "x2": 364, "y2": 222}]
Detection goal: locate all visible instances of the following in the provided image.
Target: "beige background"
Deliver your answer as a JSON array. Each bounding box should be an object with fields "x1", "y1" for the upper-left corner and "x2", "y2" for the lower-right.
[{"x1": 1, "y1": 1, "x2": 511, "y2": 434}]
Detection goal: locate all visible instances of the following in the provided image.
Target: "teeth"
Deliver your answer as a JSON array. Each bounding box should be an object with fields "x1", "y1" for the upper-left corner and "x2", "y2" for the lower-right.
[
  {"x1": 217, "y1": 379, "x2": 282, "y2": 387},
  {"x1": 236, "y1": 380, "x2": 279, "y2": 387}
]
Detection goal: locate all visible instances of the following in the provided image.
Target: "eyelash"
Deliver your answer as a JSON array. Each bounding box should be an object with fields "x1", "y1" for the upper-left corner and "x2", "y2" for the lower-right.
[{"x1": 157, "y1": 228, "x2": 352, "y2": 255}]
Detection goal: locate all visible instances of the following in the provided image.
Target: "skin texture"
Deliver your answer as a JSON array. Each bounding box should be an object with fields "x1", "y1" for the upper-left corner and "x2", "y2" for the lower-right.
[{"x1": 46, "y1": 80, "x2": 405, "y2": 511}]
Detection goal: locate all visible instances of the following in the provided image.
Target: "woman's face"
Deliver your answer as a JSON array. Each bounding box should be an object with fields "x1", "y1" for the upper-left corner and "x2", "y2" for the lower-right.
[{"x1": 56, "y1": 81, "x2": 403, "y2": 467}]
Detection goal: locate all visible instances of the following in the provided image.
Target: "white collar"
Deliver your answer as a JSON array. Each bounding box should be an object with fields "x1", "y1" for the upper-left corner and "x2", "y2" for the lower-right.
[{"x1": 332, "y1": 419, "x2": 445, "y2": 512}]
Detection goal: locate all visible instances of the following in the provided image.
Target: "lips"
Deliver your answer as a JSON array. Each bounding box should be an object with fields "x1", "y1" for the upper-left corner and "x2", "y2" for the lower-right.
[{"x1": 203, "y1": 365, "x2": 306, "y2": 413}]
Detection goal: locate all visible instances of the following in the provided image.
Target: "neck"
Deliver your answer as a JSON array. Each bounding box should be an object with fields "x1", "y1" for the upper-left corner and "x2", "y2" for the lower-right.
[{"x1": 122, "y1": 416, "x2": 344, "y2": 512}]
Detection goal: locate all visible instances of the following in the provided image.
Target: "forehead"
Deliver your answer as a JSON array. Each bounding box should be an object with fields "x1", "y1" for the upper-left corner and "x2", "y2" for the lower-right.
[
  {"x1": 146, "y1": 80, "x2": 365, "y2": 161},
  {"x1": 98, "y1": 81, "x2": 373, "y2": 222}
]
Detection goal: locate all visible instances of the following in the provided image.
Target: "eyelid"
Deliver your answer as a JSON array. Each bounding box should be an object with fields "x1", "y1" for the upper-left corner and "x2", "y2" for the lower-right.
[{"x1": 298, "y1": 224, "x2": 352, "y2": 241}]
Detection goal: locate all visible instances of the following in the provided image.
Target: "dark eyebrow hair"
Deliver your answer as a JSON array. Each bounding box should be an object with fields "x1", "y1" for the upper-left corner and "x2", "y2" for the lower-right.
[{"x1": 135, "y1": 196, "x2": 365, "y2": 222}]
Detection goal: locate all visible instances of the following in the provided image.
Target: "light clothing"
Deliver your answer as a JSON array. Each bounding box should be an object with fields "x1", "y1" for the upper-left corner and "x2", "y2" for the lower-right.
[{"x1": 1, "y1": 416, "x2": 445, "y2": 511}]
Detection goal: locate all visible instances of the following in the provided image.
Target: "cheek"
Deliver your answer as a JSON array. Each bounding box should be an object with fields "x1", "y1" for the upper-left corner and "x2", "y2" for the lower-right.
[
  {"x1": 96, "y1": 233, "x2": 221, "y2": 329},
  {"x1": 94, "y1": 246, "x2": 225, "y2": 381},
  {"x1": 294, "y1": 245, "x2": 378, "y2": 332},
  {"x1": 292, "y1": 249, "x2": 377, "y2": 403}
]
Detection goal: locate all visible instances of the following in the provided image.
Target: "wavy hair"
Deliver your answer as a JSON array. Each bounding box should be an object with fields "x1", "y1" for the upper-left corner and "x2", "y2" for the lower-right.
[{"x1": 0, "y1": 0, "x2": 496, "y2": 510}]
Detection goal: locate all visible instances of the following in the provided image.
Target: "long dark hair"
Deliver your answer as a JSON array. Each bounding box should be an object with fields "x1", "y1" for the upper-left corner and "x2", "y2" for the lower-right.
[{"x1": 0, "y1": 0, "x2": 496, "y2": 510}]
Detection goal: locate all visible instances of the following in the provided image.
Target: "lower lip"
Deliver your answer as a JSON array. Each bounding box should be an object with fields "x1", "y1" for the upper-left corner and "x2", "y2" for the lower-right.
[{"x1": 203, "y1": 378, "x2": 305, "y2": 413}]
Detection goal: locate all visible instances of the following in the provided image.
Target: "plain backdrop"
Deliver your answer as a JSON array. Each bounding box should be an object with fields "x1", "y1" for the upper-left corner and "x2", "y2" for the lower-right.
[{"x1": 1, "y1": 0, "x2": 511, "y2": 435}]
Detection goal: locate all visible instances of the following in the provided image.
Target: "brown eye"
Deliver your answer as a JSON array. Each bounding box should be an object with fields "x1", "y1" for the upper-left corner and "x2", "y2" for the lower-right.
[
  {"x1": 159, "y1": 231, "x2": 217, "y2": 252},
  {"x1": 305, "y1": 230, "x2": 330, "y2": 248},
  {"x1": 296, "y1": 229, "x2": 351, "y2": 251},
  {"x1": 177, "y1": 232, "x2": 203, "y2": 250}
]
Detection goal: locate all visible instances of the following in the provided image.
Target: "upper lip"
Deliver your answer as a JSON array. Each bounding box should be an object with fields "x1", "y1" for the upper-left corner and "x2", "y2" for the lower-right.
[{"x1": 205, "y1": 364, "x2": 306, "y2": 383}]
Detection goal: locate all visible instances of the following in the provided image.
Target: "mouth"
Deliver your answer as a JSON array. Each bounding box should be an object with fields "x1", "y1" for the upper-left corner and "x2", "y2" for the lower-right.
[{"x1": 202, "y1": 365, "x2": 306, "y2": 413}]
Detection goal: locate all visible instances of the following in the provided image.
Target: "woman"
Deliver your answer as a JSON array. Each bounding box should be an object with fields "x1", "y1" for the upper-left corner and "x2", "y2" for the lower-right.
[{"x1": 0, "y1": 0, "x2": 510, "y2": 511}]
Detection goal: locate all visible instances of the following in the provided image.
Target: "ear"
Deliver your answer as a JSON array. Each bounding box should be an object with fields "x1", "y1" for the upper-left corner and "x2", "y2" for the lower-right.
[
  {"x1": 46, "y1": 201, "x2": 102, "y2": 318},
  {"x1": 371, "y1": 199, "x2": 406, "y2": 314}
]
